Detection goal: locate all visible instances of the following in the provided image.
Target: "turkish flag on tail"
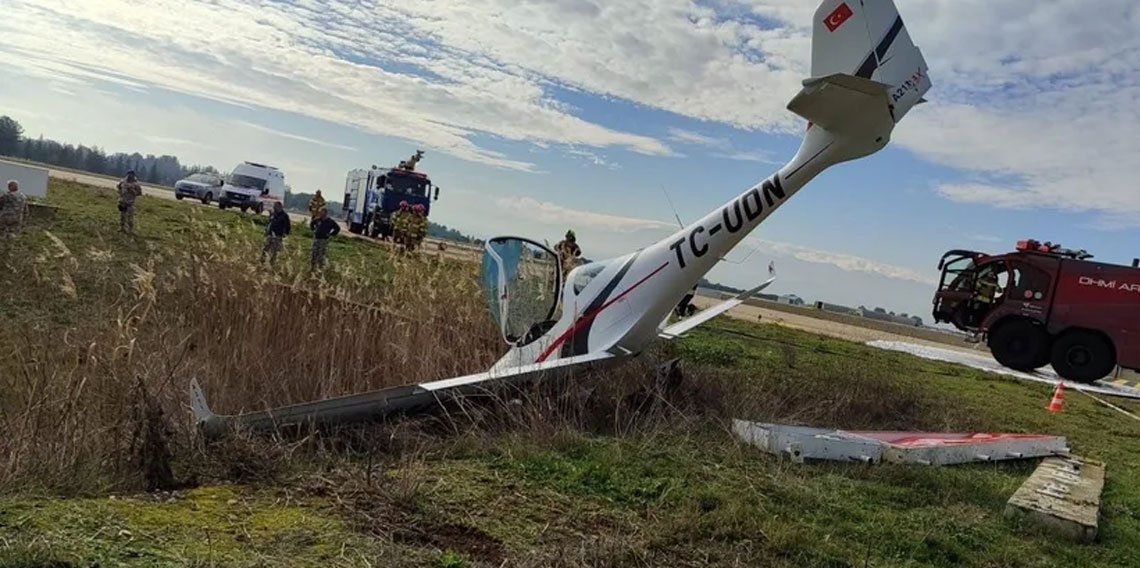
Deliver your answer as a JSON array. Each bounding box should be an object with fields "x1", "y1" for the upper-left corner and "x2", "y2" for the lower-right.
[{"x1": 824, "y1": 2, "x2": 854, "y2": 32}]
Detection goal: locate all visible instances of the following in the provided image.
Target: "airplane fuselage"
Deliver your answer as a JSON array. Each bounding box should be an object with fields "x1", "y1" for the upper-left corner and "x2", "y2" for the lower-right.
[{"x1": 491, "y1": 126, "x2": 862, "y2": 371}]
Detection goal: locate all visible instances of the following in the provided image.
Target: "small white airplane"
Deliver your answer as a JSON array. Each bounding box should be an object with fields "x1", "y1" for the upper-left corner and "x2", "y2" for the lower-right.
[{"x1": 192, "y1": 0, "x2": 932, "y2": 435}]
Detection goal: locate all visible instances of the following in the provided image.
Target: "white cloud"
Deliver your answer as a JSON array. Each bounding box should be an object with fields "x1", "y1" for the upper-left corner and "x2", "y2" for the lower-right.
[
  {"x1": 750, "y1": 239, "x2": 937, "y2": 286},
  {"x1": 719, "y1": 150, "x2": 777, "y2": 164},
  {"x1": 890, "y1": 1, "x2": 1140, "y2": 224},
  {"x1": 3, "y1": 0, "x2": 1137, "y2": 226},
  {"x1": 0, "y1": 0, "x2": 679, "y2": 172},
  {"x1": 235, "y1": 122, "x2": 358, "y2": 152},
  {"x1": 139, "y1": 135, "x2": 209, "y2": 150},
  {"x1": 565, "y1": 148, "x2": 619, "y2": 170},
  {"x1": 668, "y1": 128, "x2": 729, "y2": 149},
  {"x1": 493, "y1": 196, "x2": 672, "y2": 234},
  {"x1": 667, "y1": 129, "x2": 777, "y2": 163}
]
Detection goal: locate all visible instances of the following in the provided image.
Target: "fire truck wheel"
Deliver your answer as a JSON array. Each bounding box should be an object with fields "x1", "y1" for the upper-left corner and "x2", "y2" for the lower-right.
[
  {"x1": 988, "y1": 319, "x2": 1049, "y2": 371},
  {"x1": 1051, "y1": 330, "x2": 1115, "y2": 384}
]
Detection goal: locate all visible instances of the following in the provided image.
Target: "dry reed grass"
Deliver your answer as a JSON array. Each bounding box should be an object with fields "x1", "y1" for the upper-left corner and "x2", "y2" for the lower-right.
[
  {"x1": 0, "y1": 207, "x2": 956, "y2": 496},
  {"x1": 0, "y1": 214, "x2": 500, "y2": 493}
]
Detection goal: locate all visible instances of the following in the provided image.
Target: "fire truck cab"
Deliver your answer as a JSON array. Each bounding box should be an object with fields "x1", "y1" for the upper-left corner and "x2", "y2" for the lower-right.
[{"x1": 933, "y1": 239, "x2": 1140, "y2": 383}]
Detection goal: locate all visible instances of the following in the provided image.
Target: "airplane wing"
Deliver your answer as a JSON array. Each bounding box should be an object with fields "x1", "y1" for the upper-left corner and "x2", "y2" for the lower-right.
[
  {"x1": 191, "y1": 350, "x2": 628, "y2": 437},
  {"x1": 658, "y1": 277, "x2": 776, "y2": 340}
]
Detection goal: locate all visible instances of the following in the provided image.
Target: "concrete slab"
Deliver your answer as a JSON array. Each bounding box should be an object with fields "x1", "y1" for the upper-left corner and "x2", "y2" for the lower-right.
[{"x1": 1004, "y1": 455, "x2": 1105, "y2": 543}]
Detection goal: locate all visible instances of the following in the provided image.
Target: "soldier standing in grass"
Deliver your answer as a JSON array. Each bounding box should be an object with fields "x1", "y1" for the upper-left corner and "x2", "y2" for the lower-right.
[
  {"x1": 0, "y1": 180, "x2": 28, "y2": 239},
  {"x1": 116, "y1": 169, "x2": 143, "y2": 235},
  {"x1": 261, "y1": 201, "x2": 291, "y2": 267},
  {"x1": 309, "y1": 206, "x2": 340, "y2": 271}
]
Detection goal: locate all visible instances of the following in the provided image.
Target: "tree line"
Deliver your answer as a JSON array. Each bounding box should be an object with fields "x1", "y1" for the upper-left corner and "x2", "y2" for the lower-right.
[
  {"x1": 0, "y1": 114, "x2": 482, "y2": 244},
  {"x1": 0, "y1": 115, "x2": 218, "y2": 186}
]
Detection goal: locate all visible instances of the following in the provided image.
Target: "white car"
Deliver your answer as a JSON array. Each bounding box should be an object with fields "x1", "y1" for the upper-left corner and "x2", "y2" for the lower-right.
[{"x1": 174, "y1": 172, "x2": 224, "y2": 204}]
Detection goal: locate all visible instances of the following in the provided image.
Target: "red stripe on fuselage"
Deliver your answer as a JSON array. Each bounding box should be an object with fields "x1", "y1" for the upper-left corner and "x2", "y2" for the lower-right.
[{"x1": 535, "y1": 262, "x2": 669, "y2": 362}]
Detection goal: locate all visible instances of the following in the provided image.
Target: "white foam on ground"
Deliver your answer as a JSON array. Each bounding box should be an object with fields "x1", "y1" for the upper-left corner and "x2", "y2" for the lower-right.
[{"x1": 867, "y1": 340, "x2": 1140, "y2": 400}]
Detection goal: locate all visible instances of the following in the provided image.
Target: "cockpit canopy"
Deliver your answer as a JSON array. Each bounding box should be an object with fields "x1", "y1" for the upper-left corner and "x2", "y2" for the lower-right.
[
  {"x1": 480, "y1": 237, "x2": 562, "y2": 346},
  {"x1": 571, "y1": 261, "x2": 608, "y2": 295}
]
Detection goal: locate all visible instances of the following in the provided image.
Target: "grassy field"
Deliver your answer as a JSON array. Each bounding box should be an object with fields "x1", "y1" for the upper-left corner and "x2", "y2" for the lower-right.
[
  {"x1": 734, "y1": 297, "x2": 970, "y2": 348},
  {"x1": 3, "y1": 180, "x2": 1140, "y2": 567}
]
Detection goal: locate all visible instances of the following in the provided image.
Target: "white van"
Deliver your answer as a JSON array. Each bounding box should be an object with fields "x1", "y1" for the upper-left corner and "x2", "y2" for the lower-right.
[{"x1": 218, "y1": 161, "x2": 285, "y2": 214}]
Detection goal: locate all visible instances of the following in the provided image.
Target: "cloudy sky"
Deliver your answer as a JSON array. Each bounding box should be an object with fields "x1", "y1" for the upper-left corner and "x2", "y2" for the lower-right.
[{"x1": 2, "y1": 0, "x2": 1138, "y2": 322}]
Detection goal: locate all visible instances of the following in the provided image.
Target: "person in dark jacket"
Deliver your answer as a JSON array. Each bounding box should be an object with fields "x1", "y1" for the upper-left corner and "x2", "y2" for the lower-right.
[
  {"x1": 261, "y1": 201, "x2": 291, "y2": 266},
  {"x1": 309, "y1": 207, "x2": 340, "y2": 270}
]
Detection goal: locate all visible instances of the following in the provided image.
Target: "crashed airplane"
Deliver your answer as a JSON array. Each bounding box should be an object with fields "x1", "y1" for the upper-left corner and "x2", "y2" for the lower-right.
[{"x1": 191, "y1": 0, "x2": 933, "y2": 436}]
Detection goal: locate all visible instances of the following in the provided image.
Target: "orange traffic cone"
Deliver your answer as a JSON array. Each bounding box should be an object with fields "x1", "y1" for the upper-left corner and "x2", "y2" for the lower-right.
[{"x1": 1046, "y1": 381, "x2": 1065, "y2": 412}]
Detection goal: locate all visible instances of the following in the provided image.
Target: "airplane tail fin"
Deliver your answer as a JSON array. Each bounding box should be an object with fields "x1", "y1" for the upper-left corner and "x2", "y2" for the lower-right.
[
  {"x1": 189, "y1": 378, "x2": 216, "y2": 425},
  {"x1": 787, "y1": 0, "x2": 931, "y2": 167},
  {"x1": 809, "y1": 0, "x2": 931, "y2": 121}
]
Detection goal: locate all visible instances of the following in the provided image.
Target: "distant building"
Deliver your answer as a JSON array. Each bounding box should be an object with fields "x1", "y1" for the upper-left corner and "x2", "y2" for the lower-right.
[
  {"x1": 814, "y1": 301, "x2": 858, "y2": 315},
  {"x1": 778, "y1": 294, "x2": 804, "y2": 306},
  {"x1": 857, "y1": 308, "x2": 922, "y2": 327},
  {"x1": 696, "y1": 286, "x2": 733, "y2": 299}
]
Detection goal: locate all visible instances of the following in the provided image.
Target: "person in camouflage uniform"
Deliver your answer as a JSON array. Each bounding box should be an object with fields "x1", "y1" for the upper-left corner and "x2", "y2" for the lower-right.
[
  {"x1": 554, "y1": 230, "x2": 581, "y2": 281},
  {"x1": 0, "y1": 180, "x2": 28, "y2": 239},
  {"x1": 406, "y1": 203, "x2": 428, "y2": 252},
  {"x1": 392, "y1": 200, "x2": 411, "y2": 247},
  {"x1": 116, "y1": 170, "x2": 143, "y2": 235}
]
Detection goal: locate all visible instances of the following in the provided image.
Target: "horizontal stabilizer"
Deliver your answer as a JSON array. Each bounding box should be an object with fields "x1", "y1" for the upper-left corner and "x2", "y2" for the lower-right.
[
  {"x1": 659, "y1": 277, "x2": 775, "y2": 340},
  {"x1": 787, "y1": 73, "x2": 895, "y2": 136}
]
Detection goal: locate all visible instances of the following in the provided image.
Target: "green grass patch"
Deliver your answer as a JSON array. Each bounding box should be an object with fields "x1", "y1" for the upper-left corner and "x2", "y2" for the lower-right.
[{"x1": 0, "y1": 486, "x2": 378, "y2": 567}]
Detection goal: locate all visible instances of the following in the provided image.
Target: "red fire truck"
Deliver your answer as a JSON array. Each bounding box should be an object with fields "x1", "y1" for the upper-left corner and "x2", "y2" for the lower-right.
[{"x1": 932, "y1": 239, "x2": 1140, "y2": 383}]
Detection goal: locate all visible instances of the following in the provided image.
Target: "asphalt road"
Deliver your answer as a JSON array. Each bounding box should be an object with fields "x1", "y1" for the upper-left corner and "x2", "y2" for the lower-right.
[{"x1": 19, "y1": 159, "x2": 483, "y2": 263}]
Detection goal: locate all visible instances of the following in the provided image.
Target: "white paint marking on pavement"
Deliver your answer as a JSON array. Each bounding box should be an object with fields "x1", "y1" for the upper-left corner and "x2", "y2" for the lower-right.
[{"x1": 867, "y1": 340, "x2": 1140, "y2": 400}]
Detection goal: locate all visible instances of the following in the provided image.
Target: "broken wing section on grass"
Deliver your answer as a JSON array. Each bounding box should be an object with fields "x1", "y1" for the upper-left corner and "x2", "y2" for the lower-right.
[
  {"x1": 191, "y1": 350, "x2": 629, "y2": 437},
  {"x1": 658, "y1": 277, "x2": 776, "y2": 340}
]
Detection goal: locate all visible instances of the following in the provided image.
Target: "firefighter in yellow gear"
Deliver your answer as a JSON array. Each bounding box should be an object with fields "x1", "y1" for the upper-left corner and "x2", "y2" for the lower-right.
[
  {"x1": 406, "y1": 203, "x2": 428, "y2": 252},
  {"x1": 974, "y1": 269, "x2": 1002, "y2": 306},
  {"x1": 967, "y1": 268, "x2": 1003, "y2": 334},
  {"x1": 308, "y1": 190, "x2": 326, "y2": 221},
  {"x1": 392, "y1": 201, "x2": 411, "y2": 247}
]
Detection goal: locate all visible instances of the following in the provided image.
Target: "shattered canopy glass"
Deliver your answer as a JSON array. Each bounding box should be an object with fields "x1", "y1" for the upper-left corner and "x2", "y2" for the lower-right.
[{"x1": 481, "y1": 237, "x2": 561, "y2": 345}]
